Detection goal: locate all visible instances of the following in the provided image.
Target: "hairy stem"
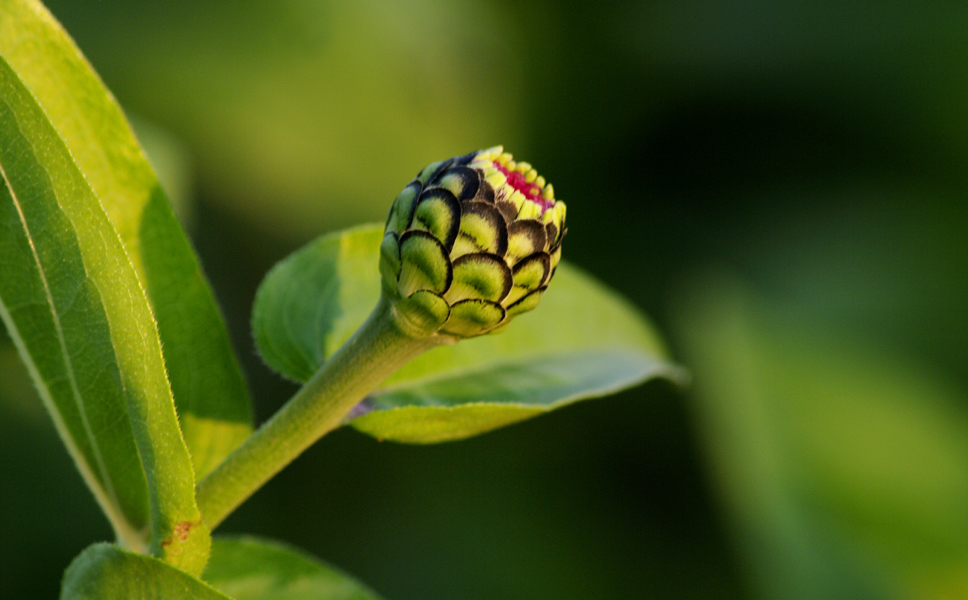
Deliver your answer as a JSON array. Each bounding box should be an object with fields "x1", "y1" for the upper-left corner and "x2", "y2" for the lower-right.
[{"x1": 195, "y1": 296, "x2": 441, "y2": 529}]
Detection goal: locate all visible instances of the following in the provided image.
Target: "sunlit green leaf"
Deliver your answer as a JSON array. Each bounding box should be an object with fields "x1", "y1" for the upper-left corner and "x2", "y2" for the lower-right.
[
  {"x1": 673, "y1": 275, "x2": 968, "y2": 600},
  {"x1": 253, "y1": 224, "x2": 684, "y2": 443},
  {"x1": 0, "y1": 56, "x2": 208, "y2": 573},
  {"x1": 61, "y1": 544, "x2": 231, "y2": 600},
  {"x1": 204, "y1": 536, "x2": 383, "y2": 600},
  {"x1": 0, "y1": 0, "x2": 252, "y2": 480}
]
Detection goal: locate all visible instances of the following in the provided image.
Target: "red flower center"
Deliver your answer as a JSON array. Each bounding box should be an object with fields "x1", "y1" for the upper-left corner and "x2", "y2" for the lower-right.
[{"x1": 493, "y1": 162, "x2": 554, "y2": 212}]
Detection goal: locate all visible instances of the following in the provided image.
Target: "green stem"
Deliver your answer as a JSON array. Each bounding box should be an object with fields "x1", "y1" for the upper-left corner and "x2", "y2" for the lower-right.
[{"x1": 195, "y1": 296, "x2": 442, "y2": 529}]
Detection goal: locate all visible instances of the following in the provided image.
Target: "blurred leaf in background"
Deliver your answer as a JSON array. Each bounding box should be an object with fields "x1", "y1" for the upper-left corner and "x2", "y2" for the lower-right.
[
  {"x1": 674, "y1": 274, "x2": 968, "y2": 600},
  {"x1": 128, "y1": 113, "x2": 196, "y2": 231},
  {"x1": 43, "y1": 0, "x2": 528, "y2": 239}
]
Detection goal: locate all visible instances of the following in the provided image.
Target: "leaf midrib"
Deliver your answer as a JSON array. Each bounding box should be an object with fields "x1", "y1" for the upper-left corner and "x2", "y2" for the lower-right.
[
  {"x1": 375, "y1": 345, "x2": 657, "y2": 395},
  {"x1": 0, "y1": 156, "x2": 130, "y2": 536}
]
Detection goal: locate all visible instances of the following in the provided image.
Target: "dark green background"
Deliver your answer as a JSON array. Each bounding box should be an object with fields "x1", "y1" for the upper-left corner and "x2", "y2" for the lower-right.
[{"x1": 2, "y1": 1, "x2": 966, "y2": 598}]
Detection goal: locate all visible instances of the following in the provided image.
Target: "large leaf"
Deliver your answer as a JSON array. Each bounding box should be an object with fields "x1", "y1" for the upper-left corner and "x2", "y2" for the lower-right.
[
  {"x1": 253, "y1": 224, "x2": 684, "y2": 443},
  {"x1": 61, "y1": 544, "x2": 232, "y2": 600},
  {"x1": 204, "y1": 536, "x2": 384, "y2": 600},
  {"x1": 674, "y1": 275, "x2": 968, "y2": 600},
  {"x1": 0, "y1": 57, "x2": 208, "y2": 572},
  {"x1": 0, "y1": 0, "x2": 252, "y2": 479}
]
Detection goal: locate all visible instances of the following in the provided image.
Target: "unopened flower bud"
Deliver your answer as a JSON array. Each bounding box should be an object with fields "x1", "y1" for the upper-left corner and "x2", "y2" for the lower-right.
[{"x1": 380, "y1": 146, "x2": 567, "y2": 338}]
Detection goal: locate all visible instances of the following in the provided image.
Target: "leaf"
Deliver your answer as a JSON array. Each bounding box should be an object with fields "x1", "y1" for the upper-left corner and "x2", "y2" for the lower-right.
[
  {"x1": 673, "y1": 275, "x2": 968, "y2": 600},
  {"x1": 61, "y1": 544, "x2": 232, "y2": 600},
  {"x1": 253, "y1": 224, "x2": 685, "y2": 443},
  {"x1": 0, "y1": 0, "x2": 252, "y2": 479},
  {"x1": 204, "y1": 536, "x2": 384, "y2": 600},
  {"x1": 252, "y1": 224, "x2": 380, "y2": 383},
  {"x1": 0, "y1": 56, "x2": 208, "y2": 572}
]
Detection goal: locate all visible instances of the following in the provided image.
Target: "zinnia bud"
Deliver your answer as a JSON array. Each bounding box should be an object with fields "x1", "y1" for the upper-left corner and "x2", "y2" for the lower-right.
[{"x1": 380, "y1": 146, "x2": 567, "y2": 338}]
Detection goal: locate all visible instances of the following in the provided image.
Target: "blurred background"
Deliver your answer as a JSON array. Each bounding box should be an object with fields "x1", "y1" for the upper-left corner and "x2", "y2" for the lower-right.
[{"x1": 2, "y1": 0, "x2": 967, "y2": 598}]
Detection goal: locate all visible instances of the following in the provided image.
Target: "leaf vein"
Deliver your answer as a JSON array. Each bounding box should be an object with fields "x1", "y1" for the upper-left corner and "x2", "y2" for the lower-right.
[{"x1": 0, "y1": 158, "x2": 123, "y2": 516}]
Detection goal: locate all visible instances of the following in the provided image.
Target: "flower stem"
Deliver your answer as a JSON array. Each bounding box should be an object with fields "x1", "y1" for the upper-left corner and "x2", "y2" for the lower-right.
[{"x1": 195, "y1": 296, "x2": 441, "y2": 529}]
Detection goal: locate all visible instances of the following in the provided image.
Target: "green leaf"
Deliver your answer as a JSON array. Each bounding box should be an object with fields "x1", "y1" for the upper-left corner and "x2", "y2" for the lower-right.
[
  {"x1": 673, "y1": 275, "x2": 968, "y2": 600},
  {"x1": 0, "y1": 0, "x2": 252, "y2": 479},
  {"x1": 61, "y1": 544, "x2": 232, "y2": 600},
  {"x1": 204, "y1": 536, "x2": 384, "y2": 600},
  {"x1": 0, "y1": 56, "x2": 208, "y2": 572},
  {"x1": 253, "y1": 224, "x2": 684, "y2": 443}
]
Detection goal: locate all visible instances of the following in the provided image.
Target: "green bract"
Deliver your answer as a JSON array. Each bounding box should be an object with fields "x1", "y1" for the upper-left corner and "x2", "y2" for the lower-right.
[{"x1": 380, "y1": 146, "x2": 567, "y2": 338}]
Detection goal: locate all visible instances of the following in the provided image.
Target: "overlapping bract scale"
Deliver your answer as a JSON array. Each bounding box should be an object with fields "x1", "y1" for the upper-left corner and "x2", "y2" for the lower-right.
[{"x1": 379, "y1": 146, "x2": 567, "y2": 338}]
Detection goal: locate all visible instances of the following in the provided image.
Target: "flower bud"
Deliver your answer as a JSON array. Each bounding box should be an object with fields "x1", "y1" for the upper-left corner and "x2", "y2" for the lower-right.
[{"x1": 380, "y1": 146, "x2": 567, "y2": 338}]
